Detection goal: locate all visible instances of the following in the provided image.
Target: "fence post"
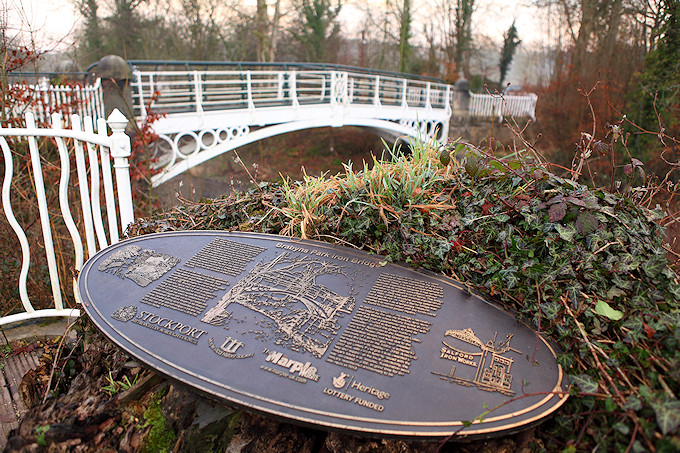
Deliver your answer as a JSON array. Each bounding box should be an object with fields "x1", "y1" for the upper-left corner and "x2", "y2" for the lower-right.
[
  {"x1": 193, "y1": 71, "x2": 204, "y2": 114},
  {"x1": 373, "y1": 76, "x2": 381, "y2": 106},
  {"x1": 107, "y1": 109, "x2": 134, "y2": 235},
  {"x1": 289, "y1": 71, "x2": 299, "y2": 108}
]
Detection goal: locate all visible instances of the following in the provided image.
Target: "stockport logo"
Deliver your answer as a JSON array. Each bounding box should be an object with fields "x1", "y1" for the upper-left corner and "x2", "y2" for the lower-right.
[{"x1": 131, "y1": 310, "x2": 208, "y2": 345}]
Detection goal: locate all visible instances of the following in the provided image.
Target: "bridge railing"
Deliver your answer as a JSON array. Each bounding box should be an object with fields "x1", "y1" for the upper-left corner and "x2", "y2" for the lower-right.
[
  {"x1": 468, "y1": 92, "x2": 537, "y2": 121},
  {"x1": 132, "y1": 69, "x2": 451, "y2": 121},
  {"x1": 0, "y1": 110, "x2": 134, "y2": 327}
]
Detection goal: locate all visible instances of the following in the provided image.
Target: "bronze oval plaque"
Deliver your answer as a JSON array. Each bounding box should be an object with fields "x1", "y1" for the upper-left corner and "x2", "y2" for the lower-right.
[{"x1": 78, "y1": 231, "x2": 568, "y2": 439}]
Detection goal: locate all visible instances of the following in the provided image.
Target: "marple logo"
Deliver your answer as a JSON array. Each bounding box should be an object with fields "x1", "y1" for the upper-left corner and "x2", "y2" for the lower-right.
[
  {"x1": 263, "y1": 349, "x2": 320, "y2": 381},
  {"x1": 111, "y1": 305, "x2": 137, "y2": 322}
]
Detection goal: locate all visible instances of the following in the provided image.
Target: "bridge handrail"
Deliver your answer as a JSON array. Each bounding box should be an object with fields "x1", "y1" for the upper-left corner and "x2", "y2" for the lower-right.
[
  {"x1": 131, "y1": 68, "x2": 452, "y2": 121},
  {"x1": 127, "y1": 60, "x2": 446, "y2": 84},
  {"x1": 0, "y1": 109, "x2": 133, "y2": 327}
]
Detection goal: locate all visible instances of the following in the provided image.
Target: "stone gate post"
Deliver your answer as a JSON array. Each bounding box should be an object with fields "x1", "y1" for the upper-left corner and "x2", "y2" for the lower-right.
[{"x1": 91, "y1": 55, "x2": 134, "y2": 130}]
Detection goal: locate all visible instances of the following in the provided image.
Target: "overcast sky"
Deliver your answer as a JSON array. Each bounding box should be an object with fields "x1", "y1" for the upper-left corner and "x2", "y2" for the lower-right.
[{"x1": 7, "y1": 0, "x2": 549, "y2": 52}]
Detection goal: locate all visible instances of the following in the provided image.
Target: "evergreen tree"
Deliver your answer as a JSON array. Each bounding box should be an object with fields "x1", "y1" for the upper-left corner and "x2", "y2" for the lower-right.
[
  {"x1": 454, "y1": 0, "x2": 474, "y2": 77},
  {"x1": 75, "y1": 0, "x2": 103, "y2": 61},
  {"x1": 106, "y1": 0, "x2": 146, "y2": 58},
  {"x1": 291, "y1": 0, "x2": 342, "y2": 62},
  {"x1": 499, "y1": 21, "x2": 520, "y2": 86}
]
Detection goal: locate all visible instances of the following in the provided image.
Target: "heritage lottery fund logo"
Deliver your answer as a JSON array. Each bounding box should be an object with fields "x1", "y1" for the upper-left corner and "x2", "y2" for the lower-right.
[
  {"x1": 112, "y1": 306, "x2": 207, "y2": 345},
  {"x1": 324, "y1": 371, "x2": 391, "y2": 412}
]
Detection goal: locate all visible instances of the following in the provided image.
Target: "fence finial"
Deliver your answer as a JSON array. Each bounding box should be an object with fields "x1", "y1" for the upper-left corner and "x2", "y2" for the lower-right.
[
  {"x1": 107, "y1": 108, "x2": 134, "y2": 231},
  {"x1": 107, "y1": 108, "x2": 129, "y2": 133}
]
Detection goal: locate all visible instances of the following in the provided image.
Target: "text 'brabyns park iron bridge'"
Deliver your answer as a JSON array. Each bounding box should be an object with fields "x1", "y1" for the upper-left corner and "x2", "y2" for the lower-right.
[{"x1": 128, "y1": 61, "x2": 455, "y2": 187}]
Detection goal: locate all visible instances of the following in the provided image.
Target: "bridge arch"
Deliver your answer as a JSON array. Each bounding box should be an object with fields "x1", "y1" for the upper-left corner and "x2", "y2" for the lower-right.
[{"x1": 151, "y1": 117, "x2": 443, "y2": 187}]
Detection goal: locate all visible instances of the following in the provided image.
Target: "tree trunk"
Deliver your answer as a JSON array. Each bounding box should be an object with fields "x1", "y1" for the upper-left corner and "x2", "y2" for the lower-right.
[
  {"x1": 256, "y1": 0, "x2": 269, "y2": 62},
  {"x1": 268, "y1": 0, "x2": 282, "y2": 62},
  {"x1": 571, "y1": 0, "x2": 596, "y2": 78},
  {"x1": 398, "y1": 0, "x2": 412, "y2": 73}
]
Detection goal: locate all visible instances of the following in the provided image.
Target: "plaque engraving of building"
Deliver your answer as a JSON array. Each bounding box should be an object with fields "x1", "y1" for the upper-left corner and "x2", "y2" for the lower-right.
[
  {"x1": 98, "y1": 245, "x2": 179, "y2": 286},
  {"x1": 433, "y1": 329, "x2": 521, "y2": 396},
  {"x1": 79, "y1": 231, "x2": 569, "y2": 439}
]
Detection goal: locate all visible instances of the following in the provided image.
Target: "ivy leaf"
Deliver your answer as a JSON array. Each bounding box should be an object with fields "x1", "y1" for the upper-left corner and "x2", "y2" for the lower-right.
[
  {"x1": 549, "y1": 203, "x2": 567, "y2": 222},
  {"x1": 605, "y1": 397, "x2": 617, "y2": 412},
  {"x1": 575, "y1": 212, "x2": 599, "y2": 235},
  {"x1": 631, "y1": 158, "x2": 644, "y2": 167},
  {"x1": 572, "y1": 374, "x2": 598, "y2": 393},
  {"x1": 555, "y1": 223, "x2": 577, "y2": 241},
  {"x1": 613, "y1": 421, "x2": 630, "y2": 436},
  {"x1": 652, "y1": 400, "x2": 680, "y2": 435},
  {"x1": 623, "y1": 163, "x2": 633, "y2": 176},
  {"x1": 564, "y1": 196, "x2": 586, "y2": 207},
  {"x1": 639, "y1": 385, "x2": 654, "y2": 402},
  {"x1": 602, "y1": 192, "x2": 619, "y2": 205},
  {"x1": 642, "y1": 258, "x2": 665, "y2": 278},
  {"x1": 623, "y1": 396, "x2": 642, "y2": 411},
  {"x1": 595, "y1": 300, "x2": 624, "y2": 321},
  {"x1": 606, "y1": 287, "x2": 627, "y2": 299},
  {"x1": 542, "y1": 302, "x2": 560, "y2": 320}
]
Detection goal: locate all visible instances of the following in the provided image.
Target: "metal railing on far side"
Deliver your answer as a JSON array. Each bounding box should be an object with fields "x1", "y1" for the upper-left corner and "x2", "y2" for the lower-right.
[
  {"x1": 468, "y1": 92, "x2": 538, "y2": 122},
  {"x1": 0, "y1": 109, "x2": 134, "y2": 327}
]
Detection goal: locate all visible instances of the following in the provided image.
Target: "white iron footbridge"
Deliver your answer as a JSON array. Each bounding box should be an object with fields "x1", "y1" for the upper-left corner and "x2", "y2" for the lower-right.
[{"x1": 129, "y1": 62, "x2": 453, "y2": 187}]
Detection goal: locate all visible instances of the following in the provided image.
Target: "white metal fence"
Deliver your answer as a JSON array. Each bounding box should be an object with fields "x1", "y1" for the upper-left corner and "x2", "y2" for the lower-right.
[
  {"x1": 468, "y1": 92, "x2": 538, "y2": 121},
  {"x1": 6, "y1": 78, "x2": 105, "y2": 127},
  {"x1": 0, "y1": 109, "x2": 134, "y2": 327}
]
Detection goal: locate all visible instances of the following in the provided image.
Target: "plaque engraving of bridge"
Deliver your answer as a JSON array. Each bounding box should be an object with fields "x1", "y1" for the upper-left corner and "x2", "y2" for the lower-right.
[{"x1": 78, "y1": 231, "x2": 568, "y2": 439}]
